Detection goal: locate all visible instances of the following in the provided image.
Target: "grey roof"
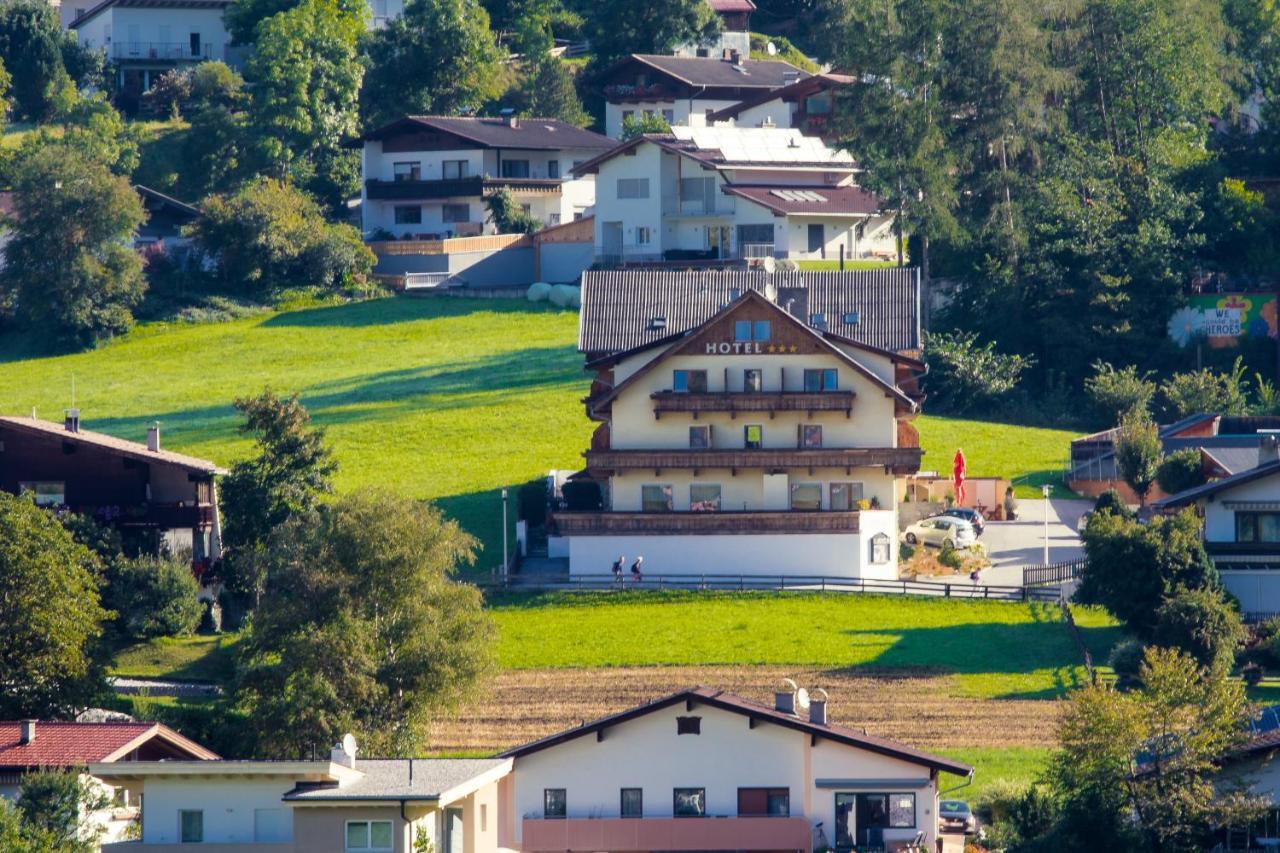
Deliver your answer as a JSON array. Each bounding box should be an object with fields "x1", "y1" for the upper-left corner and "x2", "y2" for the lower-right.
[
  {"x1": 1201, "y1": 445, "x2": 1266, "y2": 475},
  {"x1": 283, "y1": 759, "x2": 508, "y2": 802},
  {"x1": 625, "y1": 55, "x2": 809, "y2": 89},
  {"x1": 360, "y1": 116, "x2": 614, "y2": 151},
  {"x1": 1153, "y1": 459, "x2": 1280, "y2": 509},
  {"x1": 578, "y1": 269, "x2": 921, "y2": 356}
]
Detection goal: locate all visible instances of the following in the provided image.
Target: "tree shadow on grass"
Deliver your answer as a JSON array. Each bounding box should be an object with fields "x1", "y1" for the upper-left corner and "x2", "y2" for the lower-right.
[
  {"x1": 84, "y1": 345, "x2": 586, "y2": 451},
  {"x1": 258, "y1": 294, "x2": 573, "y2": 328}
]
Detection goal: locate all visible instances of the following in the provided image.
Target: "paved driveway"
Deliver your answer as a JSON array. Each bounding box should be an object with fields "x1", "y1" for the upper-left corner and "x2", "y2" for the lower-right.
[{"x1": 974, "y1": 498, "x2": 1090, "y2": 585}]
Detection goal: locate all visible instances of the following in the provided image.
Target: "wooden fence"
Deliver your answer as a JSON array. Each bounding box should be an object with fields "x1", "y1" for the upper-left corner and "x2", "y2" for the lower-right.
[
  {"x1": 486, "y1": 572, "x2": 1062, "y2": 602},
  {"x1": 1023, "y1": 558, "x2": 1086, "y2": 588}
]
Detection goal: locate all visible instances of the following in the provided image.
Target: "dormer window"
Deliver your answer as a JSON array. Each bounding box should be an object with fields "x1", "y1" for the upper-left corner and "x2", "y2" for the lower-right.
[
  {"x1": 649, "y1": 316, "x2": 667, "y2": 331},
  {"x1": 843, "y1": 311, "x2": 860, "y2": 325}
]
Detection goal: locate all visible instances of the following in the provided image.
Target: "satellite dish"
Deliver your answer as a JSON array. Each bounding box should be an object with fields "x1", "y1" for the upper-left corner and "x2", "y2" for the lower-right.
[
  {"x1": 762, "y1": 255, "x2": 777, "y2": 273},
  {"x1": 796, "y1": 687, "x2": 810, "y2": 711},
  {"x1": 766, "y1": 41, "x2": 777, "y2": 55},
  {"x1": 341, "y1": 733, "x2": 357, "y2": 757}
]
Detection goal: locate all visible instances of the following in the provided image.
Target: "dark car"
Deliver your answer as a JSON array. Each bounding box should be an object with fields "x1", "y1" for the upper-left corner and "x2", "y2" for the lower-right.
[
  {"x1": 942, "y1": 507, "x2": 985, "y2": 536},
  {"x1": 939, "y1": 800, "x2": 977, "y2": 834}
]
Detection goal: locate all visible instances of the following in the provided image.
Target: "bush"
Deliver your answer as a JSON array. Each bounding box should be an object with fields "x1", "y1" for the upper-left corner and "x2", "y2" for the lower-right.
[
  {"x1": 106, "y1": 555, "x2": 203, "y2": 639},
  {"x1": 517, "y1": 479, "x2": 547, "y2": 526},
  {"x1": 899, "y1": 542, "x2": 916, "y2": 561},
  {"x1": 921, "y1": 331, "x2": 1035, "y2": 415},
  {"x1": 1152, "y1": 587, "x2": 1246, "y2": 675},
  {"x1": 938, "y1": 542, "x2": 964, "y2": 570},
  {"x1": 1161, "y1": 357, "x2": 1249, "y2": 419},
  {"x1": 1266, "y1": 632, "x2": 1280, "y2": 668},
  {"x1": 1242, "y1": 661, "x2": 1264, "y2": 687},
  {"x1": 976, "y1": 778, "x2": 1030, "y2": 825},
  {"x1": 1257, "y1": 616, "x2": 1280, "y2": 643},
  {"x1": 1092, "y1": 488, "x2": 1134, "y2": 520},
  {"x1": 1155, "y1": 449, "x2": 1206, "y2": 496},
  {"x1": 1108, "y1": 638, "x2": 1146, "y2": 690},
  {"x1": 1085, "y1": 361, "x2": 1156, "y2": 425},
  {"x1": 527, "y1": 282, "x2": 552, "y2": 302}
]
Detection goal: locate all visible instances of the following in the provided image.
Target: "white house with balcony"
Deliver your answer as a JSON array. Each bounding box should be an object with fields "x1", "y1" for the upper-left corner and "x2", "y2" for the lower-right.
[
  {"x1": 552, "y1": 269, "x2": 924, "y2": 579},
  {"x1": 575, "y1": 126, "x2": 897, "y2": 265},
  {"x1": 356, "y1": 115, "x2": 614, "y2": 240},
  {"x1": 69, "y1": 0, "x2": 233, "y2": 99},
  {"x1": 503, "y1": 684, "x2": 971, "y2": 852},
  {"x1": 1153, "y1": 446, "x2": 1280, "y2": 616}
]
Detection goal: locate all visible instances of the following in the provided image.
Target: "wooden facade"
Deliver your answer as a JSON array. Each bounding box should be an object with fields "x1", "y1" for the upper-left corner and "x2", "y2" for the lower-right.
[{"x1": 651, "y1": 390, "x2": 856, "y2": 418}]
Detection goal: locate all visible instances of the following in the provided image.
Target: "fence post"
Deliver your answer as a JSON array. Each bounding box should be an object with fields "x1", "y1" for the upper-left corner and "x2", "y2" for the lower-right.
[
  {"x1": 945, "y1": 583, "x2": 951, "y2": 598},
  {"x1": 1022, "y1": 586, "x2": 1028, "y2": 602}
]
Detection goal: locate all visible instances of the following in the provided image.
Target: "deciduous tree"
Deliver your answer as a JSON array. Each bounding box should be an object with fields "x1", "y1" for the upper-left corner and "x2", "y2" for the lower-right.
[
  {"x1": 0, "y1": 493, "x2": 109, "y2": 718},
  {"x1": 1114, "y1": 408, "x2": 1161, "y2": 507},
  {"x1": 235, "y1": 491, "x2": 495, "y2": 757},
  {"x1": 581, "y1": 0, "x2": 717, "y2": 67}
]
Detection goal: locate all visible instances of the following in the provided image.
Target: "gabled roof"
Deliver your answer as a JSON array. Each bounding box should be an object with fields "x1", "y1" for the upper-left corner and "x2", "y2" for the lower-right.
[
  {"x1": 69, "y1": 0, "x2": 231, "y2": 29},
  {"x1": 1152, "y1": 459, "x2": 1280, "y2": 508},
  {"x1": 572, "y1": 127, "x2": 856, "y2": 178},
  {"x1": 358, "y1": 116, "x2": 614, "y2": 151},
  {"x1": 578, "y1": 269, "x2": 921, "y2": 356},
  {"x1": 706, "y1": 0, "x2": 755, "y2": 11},
  {"x1": 134, "y1": 185, "x2": 200, "y2": 220},
  {"x1": 0, "y1": 416, "x2": 224, "y2": 475},
  {"x1": 613, "y1": 54, "x2": 809, "y2": 91},
  {"x1": 283, "y1": 758, "x2": 511, "y2": 803},
  {"x1": 724, "y1": 184, "x2": 881, "y2": 217},
  {"x1": 589, "y1": 289, "x2": 918, "y2": 413},
  {"x1": 501, "y1": 686, "x2": 972, "y2": 776},
  {"x1": 709, "y1": 72, "x2": 855, "y2": 123},
  {"x1": 0, "y1": 721, "x2": 218, "y2": 769}
]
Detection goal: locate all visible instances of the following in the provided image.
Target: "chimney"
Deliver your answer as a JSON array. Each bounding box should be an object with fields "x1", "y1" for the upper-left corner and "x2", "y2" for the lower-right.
[
  {"x1": 64, "y1": 408, "x2": 80, "y2": 433},
  {"x1": 20, "y1": 720, "x2": 36, "y2": 744},
  {"x1": 774, "y1": 678, "x2": 797, "y2": 715},
  {"x1": 1262, "y1": 431, "x2": 1280, "y2": 464},
  {"x1": 147, "y1": 423, "x2": 161, "y2": 452},
  {"x1": 809, "y1": 688, "x2": 828, "y2": 726},
  {"x1": 330, "y1": 734, "x2": 358, "y2": 769}
]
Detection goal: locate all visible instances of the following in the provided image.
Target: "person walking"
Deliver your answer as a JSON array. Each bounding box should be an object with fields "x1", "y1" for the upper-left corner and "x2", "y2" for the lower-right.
[
  {"x1": 630, "y1": 555, "x2": 644, "y2": 584},
  {"x1": 611, "y1": 555, "x2": 625, "y2": 583}
]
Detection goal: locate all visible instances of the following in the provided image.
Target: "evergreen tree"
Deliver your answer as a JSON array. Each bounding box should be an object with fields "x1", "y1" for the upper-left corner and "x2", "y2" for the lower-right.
[{"x1": 512, "y1": 57, "x2": 589, "y2": 126}]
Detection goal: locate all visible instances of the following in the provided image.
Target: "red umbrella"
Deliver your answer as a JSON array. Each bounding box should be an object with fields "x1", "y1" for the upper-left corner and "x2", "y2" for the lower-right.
[{"x1": 952, "y1": 448, "x2": 967, "y2": 505}]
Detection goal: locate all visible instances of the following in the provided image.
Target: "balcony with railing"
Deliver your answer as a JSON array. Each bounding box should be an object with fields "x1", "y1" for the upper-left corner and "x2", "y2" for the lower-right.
[
  {"x1": 365, "y1": 176, "x2": 564, "y2": 201},
  {"x1": 584, "y1": 446, "x2": 923, "y2": 474},
  {"x1": 522, "y1": 815, "x2": 811, "y2": 851},
  {"x1": 112, "y1": 42, "x2": 215, "y2": 62},
  {"x1": 551, "y1": 509, "x2": 861, "y2": 536},
  {"x1": 652, "y1": 389, "x2": 856, "y2": 418},
  {"x1": 661, "y1": 197, "x2": 736, "y2": 218}
]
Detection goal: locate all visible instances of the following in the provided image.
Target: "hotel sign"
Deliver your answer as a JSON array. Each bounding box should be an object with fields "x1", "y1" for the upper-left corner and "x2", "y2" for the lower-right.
[{"x1": 705, "y1": 342, "x2": 801, "y2": 354}]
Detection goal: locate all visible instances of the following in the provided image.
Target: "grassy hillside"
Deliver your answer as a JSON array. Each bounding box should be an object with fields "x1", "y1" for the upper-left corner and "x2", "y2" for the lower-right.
[
  {"x1": 916, "y1": 415, "x2": 1077, "y2": 499},
  {"x1": 0, "y1": 297, "x2": 590, "y2": 572},
  {"x1": 491, "y1": 591, "x2": 1120, "y2": 699}
]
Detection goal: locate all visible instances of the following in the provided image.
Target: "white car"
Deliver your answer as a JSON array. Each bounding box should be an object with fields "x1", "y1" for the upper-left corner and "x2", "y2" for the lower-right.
[{"x1": 902, "y1": 516, "x2": 977, "y2": 549}]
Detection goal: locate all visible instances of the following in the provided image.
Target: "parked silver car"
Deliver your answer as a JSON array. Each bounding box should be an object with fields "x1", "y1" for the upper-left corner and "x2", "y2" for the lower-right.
[{"x1": 902, "y1": 516, "x2": 977, "y2": 549}]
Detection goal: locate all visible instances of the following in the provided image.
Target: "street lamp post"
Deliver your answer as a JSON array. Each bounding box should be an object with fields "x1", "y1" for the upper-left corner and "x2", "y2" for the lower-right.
[
  {"x1": 1042, "y1": 483, "x2": 1052, "y2": 566},
  {"x1": 502, "y1": 488, "x2": 510, "y2": 584}
]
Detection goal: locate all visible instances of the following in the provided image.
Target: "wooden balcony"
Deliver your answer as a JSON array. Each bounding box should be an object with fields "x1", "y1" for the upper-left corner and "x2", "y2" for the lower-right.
[
  {"x1": 651, "y1": 390, "x2": 856, "y2": 418},
  {"x1": 552, "y1": 510, "x2": 861, "y2": 535},
  {"x1": 522, "y1": 815, "x2": 811, "y2": 852},
  {"x1": 584, "y1": 447, "x2": 923, "y2": 475}
]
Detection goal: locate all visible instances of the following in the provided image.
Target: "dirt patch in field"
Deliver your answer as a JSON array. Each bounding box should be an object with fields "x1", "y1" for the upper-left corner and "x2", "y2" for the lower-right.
[{"x1": 429, "y1": 666, "x2": 1061, "y2": 754}]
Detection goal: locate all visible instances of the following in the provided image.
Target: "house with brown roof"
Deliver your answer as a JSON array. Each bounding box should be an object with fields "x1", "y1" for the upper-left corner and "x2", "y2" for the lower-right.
[
  {"x1": 708, "y1": 72, "x2": 856, "y2": 140},
  {"x1": 0, "y1": 412, "x2": 224, "y2": 569},
  {"x1": 600, "y1": 54, "x2": 810, "y2": 138},
  {"x1": 355, "y1": 115, "x2": 614, "y2": 241},
  {"x1": 551, "y1": 269, "x2": 924, "y2": 578},
  {"x1": 0, "y1": 719, "x2": 217, "y2": 843},
  {"x1": 574, "y1": 125, "x2": 897, "y2": 265}
]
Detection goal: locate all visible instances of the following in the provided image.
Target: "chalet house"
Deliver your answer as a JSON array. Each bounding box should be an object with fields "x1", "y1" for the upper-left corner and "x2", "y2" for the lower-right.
[
  {"x1": 600, "y1": 54, "x2": 809, "y2": 139},
  {"x1": 503, "y1": 684, "x2": 971, "y2": 852},
  {"x1": 1208, "y1": 704, "x2": 1280, "y2": 851},
  {"x1": 356, "y1": 116, "x2": 614, "y2": 240},
  {"x1": 0, "y1": 719, "x2": 216, "y2": 843},
  {"x1": 0, "y1": 413, "x2": 224, "y2": 566},
  {"x1": 708, "y1": 72, "x2": 855, "y2": 140},
  {"x1": 1153, "y1": 444, "x2": 1280, "y2": 615},
  {"x1": 552, "y1": 269, "x2": 924, "y2": 579},
  {"x1": 69, "y1": 0, "x2": 236, "y2": 104},
  {"x1": 673, "y1": 0, "x2": 755, "y2": 61},
  {"x1": 1069, "y1": 413, "x2": 1280, "y2": 503},
  {"x1": 92, "y1": 739, "x2": 511, "y2": 852},
  {"x1": 575, "y1": 125, "x2": 896, "y2": 265}
]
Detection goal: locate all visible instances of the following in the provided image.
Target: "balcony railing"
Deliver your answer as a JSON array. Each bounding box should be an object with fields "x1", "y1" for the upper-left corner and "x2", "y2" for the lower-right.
[
  {"x1": 652, "y1": 390, "x2": 856, "y2": 417},
  {"x1": 551, "y1": 510, "x2": 861, "y2": 535},
  {"x1": 365, "y1": 176, "x2": 564, "y2": 200},
  {"x1": 741, "y1": 242, "x2": 776, "y2": 259},
  {"x1": 661, "y1": 198, "x2": 736, "y2": 217},
  {"x1": 112, "y1": 42, "x2": 214, "y2": 61},
  {"x1": 521, "y1": 815, "x2": 811, "y2": 852},
  {"x1": 584, "y1": 447, "x2": 923, "y2": 474}
]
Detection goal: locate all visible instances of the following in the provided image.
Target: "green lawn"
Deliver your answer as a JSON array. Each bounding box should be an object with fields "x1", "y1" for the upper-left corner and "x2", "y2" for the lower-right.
[
  {"x1": 490, "y1": 591, "x2": 1121, "y2": 699},
  {"x1": 915, "y1": 415, "x2": 1078, "y2": 499},
  {"x1": 795, "y1": 259, "x2": 898, "y2": 271},
  {"x1": 0, "y1": 296, "x2": 590, "y2": 572},
  {"x1": 112, "y1": 633, "x2": 244, "y2": 683},
  {"x1": 939, "y1": 746, "x2": 1052, "y2": 802}
]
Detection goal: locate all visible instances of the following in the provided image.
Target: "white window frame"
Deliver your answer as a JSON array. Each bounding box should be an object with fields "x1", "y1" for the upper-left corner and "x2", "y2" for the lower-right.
[
  {"x1": 345, "y1": 819, "x2": 394, "y2": 852},
  {"x1": 636, "y1": 226, "x2": 652, "y2": 245}
]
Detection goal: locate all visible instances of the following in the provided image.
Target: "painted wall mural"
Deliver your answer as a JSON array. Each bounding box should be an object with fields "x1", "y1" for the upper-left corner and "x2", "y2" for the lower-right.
[{"x1": 1168, "y1": 293, "x2": 1279, "y2": 348}]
